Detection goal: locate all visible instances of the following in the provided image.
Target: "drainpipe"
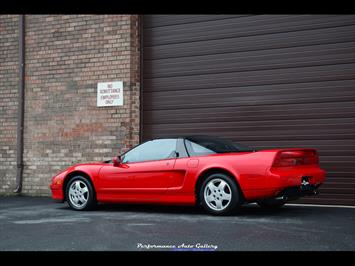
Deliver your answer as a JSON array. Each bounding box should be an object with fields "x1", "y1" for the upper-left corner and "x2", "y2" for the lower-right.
[
  {"x1": 139, "y1": 15, "x2": 144, "y2": 143},
  {"x1": 14, "y1": 15, "x2": 25, "y2": 193}
]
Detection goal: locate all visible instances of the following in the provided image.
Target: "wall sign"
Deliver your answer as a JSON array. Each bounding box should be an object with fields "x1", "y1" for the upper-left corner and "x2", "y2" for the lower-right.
[{"x1": 97, "y1": 81, "x2": 123, "y2": 107}]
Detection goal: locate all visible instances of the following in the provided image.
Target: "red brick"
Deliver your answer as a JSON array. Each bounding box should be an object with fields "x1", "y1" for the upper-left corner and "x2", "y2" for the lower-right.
[{"x1": 0, "y1": 15, "x2": 140, "y2": 196}]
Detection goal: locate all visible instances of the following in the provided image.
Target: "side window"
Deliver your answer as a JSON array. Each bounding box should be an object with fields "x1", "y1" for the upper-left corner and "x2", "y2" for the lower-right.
[
  {"x1": 185, "y1": 139, "x2": 216, "y2": 157},
  {"x1": 122, "y1": 139, "x2": 177, "y2": 163}
]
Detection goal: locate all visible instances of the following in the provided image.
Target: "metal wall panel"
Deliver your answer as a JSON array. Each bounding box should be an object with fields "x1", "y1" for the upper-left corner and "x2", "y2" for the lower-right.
[{"x1": 142, "y1": 15, "x2": 355, "y2": 205}]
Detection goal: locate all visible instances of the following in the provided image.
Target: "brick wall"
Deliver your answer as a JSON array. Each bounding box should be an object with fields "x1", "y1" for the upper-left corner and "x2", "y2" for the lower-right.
[
  {"x1": 0, "y1": 15, "x2": 140, "y2": 196},
  {"x1": 0, "y1": 15, "x2": 19, "y2": 195}
]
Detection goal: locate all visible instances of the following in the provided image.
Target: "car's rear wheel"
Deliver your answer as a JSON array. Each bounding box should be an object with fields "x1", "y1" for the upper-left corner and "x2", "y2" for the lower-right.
[
  {"x1": 199, "y1": 173, "x2": 241, "y2": 215},
  {"x1": 65, "y1": 176, "x2": 96, "y2": 211},
  {"x1": 256, "y1": 198, "x2": 286, "y2": 209}
]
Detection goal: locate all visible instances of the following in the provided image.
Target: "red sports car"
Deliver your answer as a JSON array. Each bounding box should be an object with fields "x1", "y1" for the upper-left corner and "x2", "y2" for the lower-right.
[{"x1": 50, "y1": 136, "x2": 326, "y2": 215}]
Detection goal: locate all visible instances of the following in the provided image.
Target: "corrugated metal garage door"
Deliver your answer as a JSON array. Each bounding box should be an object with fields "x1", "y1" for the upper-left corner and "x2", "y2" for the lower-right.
[{"x1": 142, "y1": 15, "x2": 355, "y2": 205}]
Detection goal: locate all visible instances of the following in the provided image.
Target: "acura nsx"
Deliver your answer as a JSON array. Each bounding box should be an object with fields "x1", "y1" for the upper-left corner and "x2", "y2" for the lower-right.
[{"x1": 50, "y1": 136, "x2": 326, "y2": 215}]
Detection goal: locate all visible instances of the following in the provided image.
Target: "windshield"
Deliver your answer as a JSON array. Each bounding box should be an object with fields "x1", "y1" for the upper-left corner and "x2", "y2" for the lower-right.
[{"x1": 185, "y1": 136, "x2": 254, "y2": 155}]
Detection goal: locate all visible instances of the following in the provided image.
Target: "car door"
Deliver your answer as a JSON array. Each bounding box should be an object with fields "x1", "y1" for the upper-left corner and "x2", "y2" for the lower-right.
[{"x1": 97, "y1": 138, "x2": 178, "y2": 200}]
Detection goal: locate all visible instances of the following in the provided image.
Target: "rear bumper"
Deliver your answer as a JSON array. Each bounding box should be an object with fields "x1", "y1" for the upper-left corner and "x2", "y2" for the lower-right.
[
  {"x1": 269, "y1": 167, "x2": 326, "y2": 188},
  {"x1": 243, "y1": 167, "x2": 326, "y2": 201},
  {"x1": 269, "y1": 167, "x2": 325, "y2": 199},
  {"x1": 277, "y1": 183, "x2": 321, "y2": 200}
]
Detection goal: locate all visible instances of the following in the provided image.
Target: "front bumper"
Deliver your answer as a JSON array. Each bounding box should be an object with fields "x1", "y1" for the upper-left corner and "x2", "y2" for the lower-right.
[{"x1": 50, "y1": 183, "x2": 64, "y2": 202}]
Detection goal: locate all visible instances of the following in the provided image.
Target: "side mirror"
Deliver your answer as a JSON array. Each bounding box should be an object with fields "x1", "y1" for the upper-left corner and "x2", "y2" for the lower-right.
[{"x1": 112, "y1": 155, "x2": 121, "y2": 167}]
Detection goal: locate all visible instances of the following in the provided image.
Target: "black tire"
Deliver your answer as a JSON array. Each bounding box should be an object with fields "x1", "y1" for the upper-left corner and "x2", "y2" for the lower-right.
[
  {"x1": 199, "y1": 173, "x2": 241, "y2": 215},
  {"x1": 65, "y1": 176, "x2": 96, "y2": 211},
  {"x1": 256, "y1": 198, "x2": 286, "y2": 209}
]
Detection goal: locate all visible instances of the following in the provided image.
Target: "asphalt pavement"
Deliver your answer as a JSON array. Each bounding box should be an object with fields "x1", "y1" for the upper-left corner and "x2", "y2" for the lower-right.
[{"x1": 0, "y1": 196, "x2": 354, "y2": 251}]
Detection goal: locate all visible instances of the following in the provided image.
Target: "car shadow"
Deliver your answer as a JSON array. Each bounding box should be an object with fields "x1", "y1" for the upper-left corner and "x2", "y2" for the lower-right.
[
  {"x1": 57, "y1": 202, "x2": 317, "y2": 217},
  {"x1": 58, "y1": 203, "x2": 203, "y2": 215}
]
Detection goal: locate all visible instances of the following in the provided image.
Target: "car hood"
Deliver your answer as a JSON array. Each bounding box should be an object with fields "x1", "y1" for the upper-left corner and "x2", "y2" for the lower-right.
[
  {"x1": 72, "y1": 162, "x2": 109, "y2": 167},
  {"x1": 53, "y1": 162, "x2": 108, "y2": 178}
]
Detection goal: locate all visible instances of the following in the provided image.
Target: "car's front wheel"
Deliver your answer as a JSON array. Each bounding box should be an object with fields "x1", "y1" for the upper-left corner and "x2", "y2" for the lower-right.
[
  {"x1": 65, "y1": 176, "x2": 96, "y2": 211},
  {"x1": 199, "y1": 173, "x2": 241, "y2": 215}
]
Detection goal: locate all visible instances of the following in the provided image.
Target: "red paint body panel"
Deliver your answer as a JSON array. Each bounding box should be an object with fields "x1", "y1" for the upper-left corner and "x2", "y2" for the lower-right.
[{"x1": 50, "y1": 148, "x2": 326, "y2": 205}]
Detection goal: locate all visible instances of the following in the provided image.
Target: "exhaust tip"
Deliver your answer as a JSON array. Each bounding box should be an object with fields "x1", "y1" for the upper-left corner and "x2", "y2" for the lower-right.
[{"x1": 274, "y1": 196, "x2": 287, "y2": 201}]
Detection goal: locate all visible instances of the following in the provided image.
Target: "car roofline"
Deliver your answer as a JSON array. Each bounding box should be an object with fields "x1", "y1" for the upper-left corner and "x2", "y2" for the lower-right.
[{"x1": 144, "y1": 135, "x2": 218, "y2": 141}]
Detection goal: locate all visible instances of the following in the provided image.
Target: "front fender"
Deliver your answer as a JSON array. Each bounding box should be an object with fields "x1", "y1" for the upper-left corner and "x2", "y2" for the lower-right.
[{"x1": 63, "y1": 164, "x2": 104, "y2": 188}]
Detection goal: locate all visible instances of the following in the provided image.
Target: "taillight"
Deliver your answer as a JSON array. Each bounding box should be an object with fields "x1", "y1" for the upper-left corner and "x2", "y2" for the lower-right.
[{"x1": 272, "y1": 149, "x2": 319, "y2": 167}]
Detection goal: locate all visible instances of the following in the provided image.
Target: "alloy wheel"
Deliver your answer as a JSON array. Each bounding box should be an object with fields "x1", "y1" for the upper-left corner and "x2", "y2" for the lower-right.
[
  {"x1": 204, "y1": 178, "x2": 232, "y2": 211},
  {"x1": 68, "y1": 180, "x2": 89, "y2": 208}
]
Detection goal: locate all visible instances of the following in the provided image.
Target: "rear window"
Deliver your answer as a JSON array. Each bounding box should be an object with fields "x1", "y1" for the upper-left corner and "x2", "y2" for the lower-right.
[{"x1": 184, "y1": 136, "x2": 254, "y2": 156}]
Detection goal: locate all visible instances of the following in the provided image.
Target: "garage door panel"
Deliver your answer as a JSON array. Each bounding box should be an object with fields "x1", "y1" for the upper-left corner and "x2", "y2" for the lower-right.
[
  {"x1": 142, "y1": 118, "x2": 355, "y2": 131},
  {"x1": 143, "y1": 129, "x2": 355, "y2": 141},
  {"x1": 144, "y1": 97, "x2": 355, "y2": 111},
  {"x1": 144, "y1": 15, "x2": 355, "y2": 46},
  {"x1": 143, "y1": 87, "x2": 355, "y2": 110},
  {"x1": 258, "y1": 149, "x2": 355, "y2": 157},
  {"x1": 324, "y1": 181, "x2": 355, "y2": 188},
  {"x1": 144, "y1": 124, "x2": 355, "y2": 140},
  {"x1": 144, "y1": 25, "x2": 355, "y2": 60},
  {"x1": 144, "y1": 43, "x2": 355, "y2": 78},
  {"x1": 320, "y1": 187, "x2": 355, "y2": 194},
  {"x1": 242, "y1": 138, "x2": 355, "y2": 146},
  {"x1": 242, "y1": 139, "x2": 355, "y2": 149},
  {"x1": 326, "y1": 175, "x2": 355, "y2": 181},
  {"x1": 144, "y1": 100, "x2": 355, "y2": 123},
  {"x1": 144, "y1": 108, "x2": 355, "y2": 125},
  {"x1": 300, "y1": 193, "x2": 355, "y2": 200},
  {"x1": 302, "y1": 199, "x2": 355, "y2": 205},
  {"x1": 143, "y1": 15, "x2": 248, "y2": 28},
  {"x1": 143, "y1": 15, "x2": 355, "y2": 205},
  {"x1": 297, "y1": 196, "x2": 355, "y2": 205},
  {"x1": 144, "y1": 79, "x2": 355, "y2": 101},
  {"x1": 145, "y1": 132, "x2": 355, "y2": 144},
  {"x1": 144, "y1": 63, "x2": 355, "y2": 92}
]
